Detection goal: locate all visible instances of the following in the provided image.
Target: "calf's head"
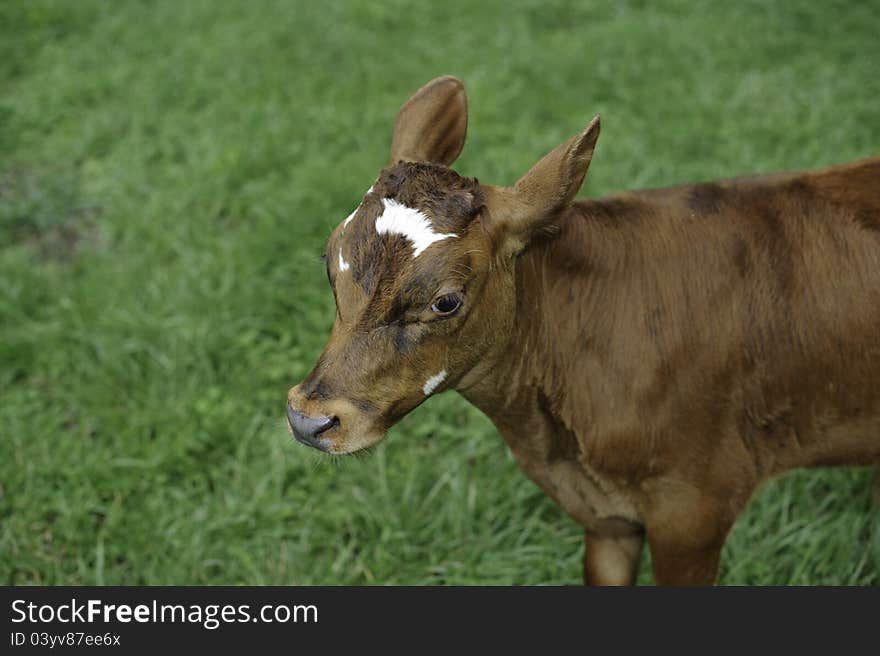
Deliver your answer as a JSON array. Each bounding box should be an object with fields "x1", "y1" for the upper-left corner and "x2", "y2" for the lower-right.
[{"x1": 287, "y1": 76, "x2": 600, "y2": 453}]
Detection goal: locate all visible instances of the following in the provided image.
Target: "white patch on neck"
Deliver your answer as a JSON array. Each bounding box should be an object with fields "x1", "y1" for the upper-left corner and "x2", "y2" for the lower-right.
[
  {"x1": 422, "y1": 369, "x2": 447, "y2": 396},
  {"x1": 338, "y1": 249, "x2": 350, "y2": 272},
  {"x1": 375, "y1": 198, "x2": 456, "y2": 258}
]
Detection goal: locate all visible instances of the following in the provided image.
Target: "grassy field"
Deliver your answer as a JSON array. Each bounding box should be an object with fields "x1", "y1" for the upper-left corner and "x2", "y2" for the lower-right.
[{"x1": 1, "y1": 0, "x2": 878, "y2": 585}]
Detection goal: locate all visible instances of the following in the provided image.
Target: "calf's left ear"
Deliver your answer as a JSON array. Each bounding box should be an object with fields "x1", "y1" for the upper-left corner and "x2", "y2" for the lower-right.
[
  {"x1": 389, "y1": 76, "x2": 468, "y2": 166},
  {"x1": 484, "y1": 115, "x2": 600, "y2": 254}
]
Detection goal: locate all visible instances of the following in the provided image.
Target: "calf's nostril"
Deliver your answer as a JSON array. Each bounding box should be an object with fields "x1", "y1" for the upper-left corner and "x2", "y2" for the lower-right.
[{"x1": 314, "y1": 416, "x2": 340, "y2": 436}]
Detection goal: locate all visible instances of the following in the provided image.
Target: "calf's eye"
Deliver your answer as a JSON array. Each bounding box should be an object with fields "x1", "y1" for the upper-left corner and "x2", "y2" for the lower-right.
[{"x1": 431, "y1": 293, "x2": 462, "y2": 316}]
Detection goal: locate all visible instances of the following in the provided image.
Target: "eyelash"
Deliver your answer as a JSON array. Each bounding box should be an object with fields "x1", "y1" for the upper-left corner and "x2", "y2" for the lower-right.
[{"x1": 431, "y1": 293, "x2": 462, "y2": 316}]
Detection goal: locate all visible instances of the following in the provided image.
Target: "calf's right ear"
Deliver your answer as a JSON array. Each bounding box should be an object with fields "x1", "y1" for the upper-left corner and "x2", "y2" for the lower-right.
[{"x1": 484, "y1": 115, "x2": 600, "y2": 255}]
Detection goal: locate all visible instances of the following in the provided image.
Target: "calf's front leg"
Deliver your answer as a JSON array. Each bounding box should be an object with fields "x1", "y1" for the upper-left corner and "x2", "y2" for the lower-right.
[
  {"x1": 582, "y1": 529, "x2": 645, "y2": 585},
  {"x1": 643, "y1": 482, "x2": 744, "y2": 585},
  {"x1": 648, "y1": 536, "x2": 726, "y2": 585}
]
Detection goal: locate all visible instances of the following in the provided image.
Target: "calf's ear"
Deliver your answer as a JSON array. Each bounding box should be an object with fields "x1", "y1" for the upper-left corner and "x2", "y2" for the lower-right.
[
  {"x1": 484, "y1": 115, "x2": 600, "y2": 255},
  {"x1": 389, "y1": 76, "x2": 468, "y2": 166}
]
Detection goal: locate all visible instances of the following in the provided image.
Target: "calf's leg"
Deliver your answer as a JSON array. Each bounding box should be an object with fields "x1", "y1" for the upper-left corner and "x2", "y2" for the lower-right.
[
  {"x1": 648, "y1": 536, "x2": 726, "y2": 585},
  {"x1": 644, "y1": 486, "x2": 742, "y2": 586},
  {"x1": 582, "y1": 529, "x2": 645, "y2": 586}
]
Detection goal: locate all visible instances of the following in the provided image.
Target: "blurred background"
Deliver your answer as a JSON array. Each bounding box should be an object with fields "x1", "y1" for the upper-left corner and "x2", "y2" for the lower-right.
[{"x1": 1, "y1": 0, "x2": 878, "y2": 584}]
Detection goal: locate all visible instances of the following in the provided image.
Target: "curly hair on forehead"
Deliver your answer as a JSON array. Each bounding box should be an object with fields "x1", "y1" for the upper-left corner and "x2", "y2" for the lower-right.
[{"x1": 377, "y1": 161, "x2": 485, "y2": 233}]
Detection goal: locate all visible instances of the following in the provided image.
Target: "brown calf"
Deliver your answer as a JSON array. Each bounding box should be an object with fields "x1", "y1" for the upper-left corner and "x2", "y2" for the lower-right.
[{"x1": 287, "y1": 76, "x2": 880, "y2": 585}]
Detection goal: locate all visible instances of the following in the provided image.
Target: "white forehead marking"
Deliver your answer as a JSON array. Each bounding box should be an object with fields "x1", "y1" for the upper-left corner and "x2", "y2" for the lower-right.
[
  {"x1": 338, "y1": 249, "x2": 350, "y2": 272},
  {"x1": 342, "y1": 186, "x2": 375, "y2": 230},
  {"x1": 422, "y1": 369, "x2": 447, "y2": 396},
  {"x1": 375, "y1": 198, "x2": 456, "y2": 258}
]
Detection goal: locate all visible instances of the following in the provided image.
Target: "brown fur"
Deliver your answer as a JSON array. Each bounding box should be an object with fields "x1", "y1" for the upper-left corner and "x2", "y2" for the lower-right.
[{"x1": 287, "y1": 76, "x2": 880, "y2": 584}]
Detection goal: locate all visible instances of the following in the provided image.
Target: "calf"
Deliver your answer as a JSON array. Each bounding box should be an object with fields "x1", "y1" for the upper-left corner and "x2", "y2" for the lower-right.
[{"x1": 286, "y1": 76, "x2": 880, "y2": 585}]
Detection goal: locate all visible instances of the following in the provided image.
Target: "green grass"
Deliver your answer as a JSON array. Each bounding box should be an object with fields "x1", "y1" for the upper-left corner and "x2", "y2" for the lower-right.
[{"x1": 1, "y1": 0, "x2": 878, "y2": 585}]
